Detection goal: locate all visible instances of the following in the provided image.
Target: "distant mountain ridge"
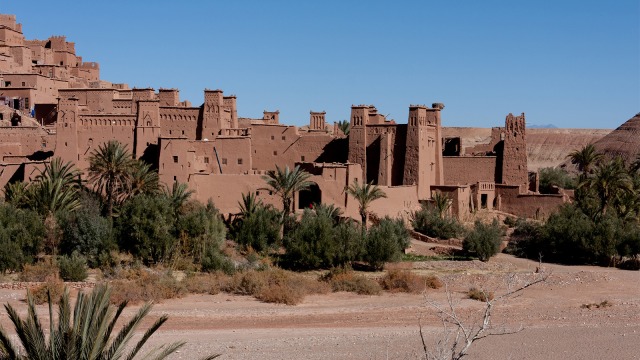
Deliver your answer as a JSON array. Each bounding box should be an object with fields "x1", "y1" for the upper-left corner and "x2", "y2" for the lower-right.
[{"x1": 528, "y1": 124, "x2": 558, "y2": 129}]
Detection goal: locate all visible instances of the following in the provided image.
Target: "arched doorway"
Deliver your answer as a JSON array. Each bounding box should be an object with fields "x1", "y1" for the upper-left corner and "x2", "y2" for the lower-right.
[{"x1": 298, "y1": 183, "x2": 321, "y2": 209}]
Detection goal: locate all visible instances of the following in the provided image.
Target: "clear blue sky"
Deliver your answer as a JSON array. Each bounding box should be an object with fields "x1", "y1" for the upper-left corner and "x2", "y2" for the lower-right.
[{"x1": 3, "y1": 0, "x2": 639, "y2": 128}]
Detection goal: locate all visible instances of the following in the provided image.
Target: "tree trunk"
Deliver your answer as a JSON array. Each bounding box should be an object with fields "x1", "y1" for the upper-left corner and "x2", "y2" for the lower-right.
[
  {"x1": 106, "y1": 178, "x2": 114, "y2": 218},
  {"x1": 361, "y1": 212, "x2": 368, "y2": 231}
]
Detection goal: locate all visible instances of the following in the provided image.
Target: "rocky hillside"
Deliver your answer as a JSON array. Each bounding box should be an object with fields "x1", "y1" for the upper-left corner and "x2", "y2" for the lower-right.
[
  {"x1": 527, "y1": 128, "x2": 611, "y2": 170},
  {"x1": 591, "y1": 113, "x2": 640, "y2": 163},
  {"x1": 442, "y1": 127, "x2": 611, "y2": 171}
]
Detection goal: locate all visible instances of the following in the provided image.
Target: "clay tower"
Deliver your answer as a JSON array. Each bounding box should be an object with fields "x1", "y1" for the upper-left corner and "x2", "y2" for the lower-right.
[
  {"x1": 55, "y1": 97, "x2": 80, "y2": 164},
  {"x1": 501, "y1": 113, "x2": 528, "y2": 188},
  {"x1": 348, "y1": 105, "x2": 370, "y2": 179}
]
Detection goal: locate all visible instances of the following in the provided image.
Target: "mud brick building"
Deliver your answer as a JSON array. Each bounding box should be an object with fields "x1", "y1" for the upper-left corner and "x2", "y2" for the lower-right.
[{"x1": 0, "y1": 14, "x2": 568, "y2": 220}]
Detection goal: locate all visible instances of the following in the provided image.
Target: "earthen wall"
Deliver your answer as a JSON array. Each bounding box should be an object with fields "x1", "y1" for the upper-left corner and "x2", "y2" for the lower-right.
[
  {"x1": 443, "y1": 156, "x2": 496, "y2": 185},
  {"x1": 495, "y1": 185, "x2": 566, "y2": 219}
]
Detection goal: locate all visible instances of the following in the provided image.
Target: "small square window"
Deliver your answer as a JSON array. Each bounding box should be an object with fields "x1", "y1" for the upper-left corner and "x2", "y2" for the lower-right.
[
  {"x1": 301, "y1": 156, "x2": 305, "y2": 161},
  {"x1": 182, "y1": 130, "x2": 185, "y2": 135},
  {"x1": 173, "y1": 156, "x2": 178, "y2": 163},
  {"x1": 273, "y1": 151, "x2": 277, "y2": 156},
  {"x1": 21, "y1": 82, "x2": 25, "y2": 86},
  {"x1": 237, "y1": 158, "x2": 243, "y2": 165},
  {"x1": 204, "y1": 157, "x2": 209, "y2": 164},
  {"x1": 222, "y1": 158, "x2": 227, "y2": 165},
  {"x1": 269, "y1": 191, "x2": 273, "y2": 195},
  {"x1": 271, "y1": 135, "x2": 275, "y2": 140},
  {"x1": 282, "y1": 136, "x2": 286, "y2": 140},
  {"x1": 173, "y1": 176, "x2": 177, "y2": 181},
  {"x1": 256, "y1": 191, "x2": 260, "y2": 196}
]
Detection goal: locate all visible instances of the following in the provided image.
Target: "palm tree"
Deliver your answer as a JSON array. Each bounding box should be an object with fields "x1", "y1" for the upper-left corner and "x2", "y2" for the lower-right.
[
  {"x1": 0, "y1": 285, "x2": 219, "y2": 359},
  {"x1": 345, "y1": 179, "x2": 387, "y2": 229},
  {"x1": 125, "y1": 161, "x2": 160, "y2": 200},
  {"x1": 36, "y1": 157, "x2": 81, "y2": 188},
  {"x1": 431, "y1": 191, "x2": 451, "y2": 219},
  {"x1": 568, "y1": 144, "x2": 603, "y2": 179},
  {"x1": 29, "y1": 175, "x2": 82, "y2": 215},
  {"x1": 337, "y1": 120, "x2": 350, "y2": 136},
  {"x1": 262, "y1": 165, "x2": 313, "y2": 220},
  {"x1": 88, "y1": 141, "x2": 135, "y2": 218},
  {"x1": 580, "y1": 157, "x2": 633, "y2": 216},
  {"x1": 163, "y1": 181, "x2": 194, "y2": 214},
  {"x1": 238, "y1": 192, "x2": 262, "y2": 218},
  {"x1": 3, "y1": 182, "x2": 31, "y2": 208},
  {"x1": 313, "y1": 202, "x2": 343, "y2": 224},
  {"x1": 29, "y1": 158, "x2": 83, "y2": 216}
]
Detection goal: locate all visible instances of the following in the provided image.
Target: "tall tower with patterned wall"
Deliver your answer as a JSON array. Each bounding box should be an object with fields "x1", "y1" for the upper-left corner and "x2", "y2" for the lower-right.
[
  {"x1": 404, "y1": 105, "x2": 429, "y2": 198},
  {"x1": 348, "y1": 105, "x2": 369, "y2": 180},
  {"x1": 200, "y1": 89, "x2": 224, "y2": 140},
  {"x1": 501, "y1": 112, "x2": 528, "y2": 188},
  {"x1": 135, "y1": 99, "x2": 160, "y2": 159},
  {"x1": 55, "y1": 97, "x2": 80, "y2": 164}
]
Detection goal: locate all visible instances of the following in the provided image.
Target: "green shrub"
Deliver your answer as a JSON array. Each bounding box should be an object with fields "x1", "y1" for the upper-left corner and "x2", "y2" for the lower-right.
[
  {"x1": 282, "y1": 210, "x2": 345, "y2": 269},
  {"x1": 539, "y1": 167, "x2": 577, "y2": 193},
  {"x1": 505, "y1": 219, "x2": 544, "y2": 259},
  {"x1": 57, "y1": 252, "x2": 88, "y2": 282},
  {"x1": 201, "y1": 247, "x2": 235, "y2": 275},
  {"x1": 0, "y1": 203, "x2": 46, "y2": 273},
  {"x1": 175, "y1": 200, "x2": 226, "y2": 263},
  {"x1": 411, "y1": 206, "x2": 464, "y2": 239},
  {"x1": 363, "y1": 217, "x2": 409, "y2": 270},
  {"x1": 463, "y1": 220, "x2": 502, "y2": 262},
  {"x1": 231, "y1": 205, "x2": 280, "y2": 252},
  {"x1": 59, "y1": 195, "x2": 114, "y2": 268},
  {"x1": 115, "y1": 194, "x2": 176, "y2": 264}
]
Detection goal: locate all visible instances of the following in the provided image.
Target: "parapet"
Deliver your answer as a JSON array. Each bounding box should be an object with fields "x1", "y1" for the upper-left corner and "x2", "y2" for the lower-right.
[{"x1": 78, "y1": 62, "x2": 99, "y2": 69}]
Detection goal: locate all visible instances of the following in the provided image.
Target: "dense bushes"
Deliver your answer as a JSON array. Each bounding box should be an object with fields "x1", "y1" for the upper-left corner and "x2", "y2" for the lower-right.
[
  {"x1": 116, "y1": 195, "x2": 176, "y2": 264},
  {"x1": 508, "y1": 204, "x2": 640, "y2": 265},
  {"x1": 282, "y1": 210, "x2": 360, "y2": 269},
  {"x1": 282, "y1": 211, "x2": 409, "y2": 270},
  {"x1": 411, "y1": 205, "x2": 464, "y2": 239},
  {"x1": 58, "y1": 253, "x2": 88, "y2": 282},
  {"x1": 463, "y1": 220, "x2": 502, "y2": 262},
  {"x1": 59, "y1": 194, "x2": 113, "y2": 268},
  {"x1": 363, "y1": 217, "x2": 410, "y2": 270},
  {"x1": 116, "y1": 195, "x2": 228, "y2": 268},
  {"x1": 538, "y1": 167, "x2": 577, "y2": 193},
  {"x1": 231, "y1": 205, "x2": 280, "y2": 252},
  {"x1": 0, "y1": 203, "x2": 46, "y2": 273}
]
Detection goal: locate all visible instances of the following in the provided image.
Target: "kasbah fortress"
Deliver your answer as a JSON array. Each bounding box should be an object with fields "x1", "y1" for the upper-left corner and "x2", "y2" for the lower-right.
[{"x1": 0, "y1": 14, "x2": 622, "y2": 221}]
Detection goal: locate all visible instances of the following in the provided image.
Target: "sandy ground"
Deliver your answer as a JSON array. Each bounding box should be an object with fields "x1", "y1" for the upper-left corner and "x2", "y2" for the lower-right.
[{"x1": 0, "y1": 251, "x2": 638, "y2": 359}]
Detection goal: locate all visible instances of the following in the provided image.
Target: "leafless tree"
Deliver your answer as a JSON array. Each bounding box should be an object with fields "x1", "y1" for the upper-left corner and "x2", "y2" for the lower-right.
[{"x1": 420, "y1": 269, "x2": 549, "y2": 360}]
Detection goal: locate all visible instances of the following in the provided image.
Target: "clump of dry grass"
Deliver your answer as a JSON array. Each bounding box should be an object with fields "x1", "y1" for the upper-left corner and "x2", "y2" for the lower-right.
[
  {"x1": 379, "y1": 270, "x2": 442, "y2": 293},
  {"x1": 321, "y1": 268, "x2": 381, "y2": 295},
  {"x1": 183, "y1": 272, "x2": 228, "y2": 295},
  {"x1": 581, "y1": 300, "x2": 612, "y2": 309},
  {"x1": 108, "y1": 269, "x2": 186, "y2": 305},
  {"x1": 223, "y1": 269, "x2": 329, "y2": 305},
  {"x1": 467, "y1": 287, "x2": 494, "y2": 302},
  {"x1": 20, "y1": 262, "x2": 59, "y2": 282},
  {"x1": 29, "y1": 277, "x2": 64, "y2": 305}
]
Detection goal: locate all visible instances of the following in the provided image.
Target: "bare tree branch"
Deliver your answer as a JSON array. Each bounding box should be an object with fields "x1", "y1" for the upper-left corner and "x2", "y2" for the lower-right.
[{"x1": 421, "y1": 269, "x2": 550, "y2": 360}]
